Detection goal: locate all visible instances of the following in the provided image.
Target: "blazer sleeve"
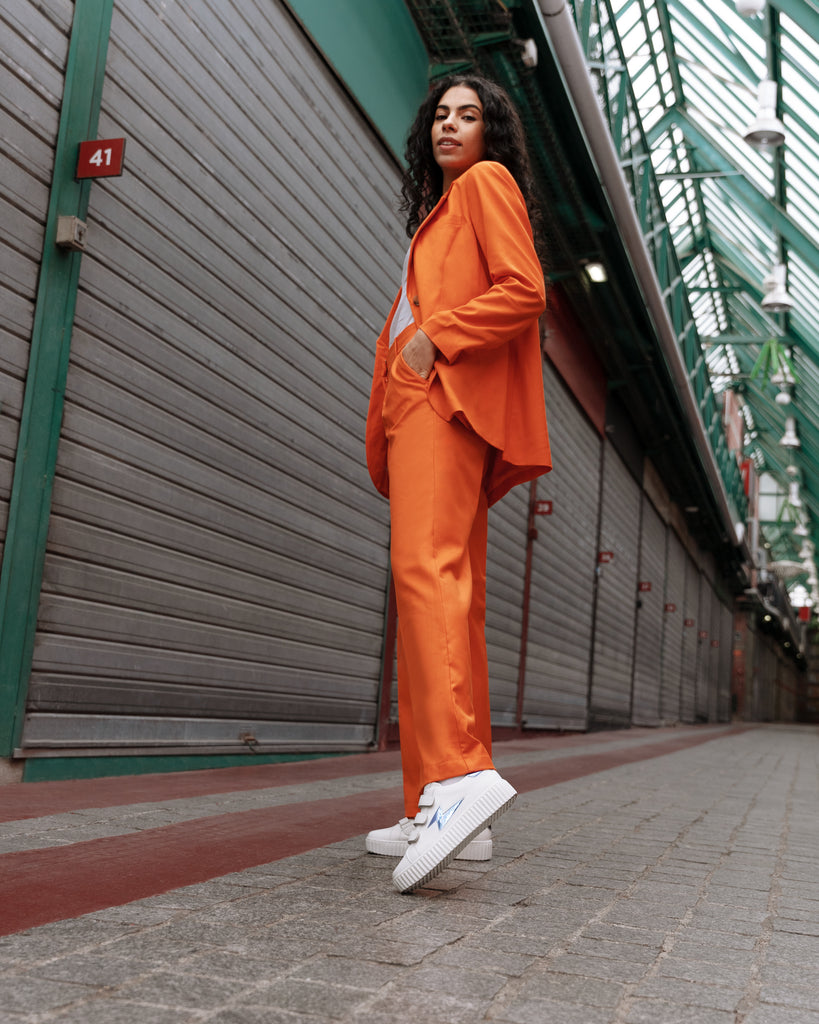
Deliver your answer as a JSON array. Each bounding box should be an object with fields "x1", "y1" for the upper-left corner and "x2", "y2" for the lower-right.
[{"x1": 420, "y1": 162, "x2": 546, "y2": 364}]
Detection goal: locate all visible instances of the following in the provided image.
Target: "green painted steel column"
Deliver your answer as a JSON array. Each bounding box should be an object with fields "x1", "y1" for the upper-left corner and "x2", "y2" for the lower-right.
[{"x1": 0, "y1": 0, "x2": 114, "y2": 756}]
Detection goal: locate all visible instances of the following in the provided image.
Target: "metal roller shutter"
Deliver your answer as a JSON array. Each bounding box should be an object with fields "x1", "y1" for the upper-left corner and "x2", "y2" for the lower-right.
[
  {"x1": 756, "y1": 641, "x2": 777, "y2": 721},
  {"x1": 21, "y1": 0, "x2": 401, "y2": 756},
  {"x1": 631, "y1": 494, "x2": 666, "y2": 725},
  {"x1": 0, "y1": 4, "x2": 72, "y2": 558},
  {"x1": 486, "y1": 489, "x2": 529, "y2": 726},
  {"x1": 707, "y1": 589, "x2": 722, "y2": 722},
  {"x1": 659, "y1": 528, "x2": 686, "y2": 723},
  {"x1": 695, "y1": 574, "x2": 712, "y2": 722},
  {"x1": 659, "y1": 532, "x2": 683, "y2": 724},
  {"x1": 588, "y1": 440, "x2": 641, "y2": 728},
  {"x1": 718, "y1": 602, "x2": 733, "y2": 721},
  {"x1": 522, "y1": 359, "x2": 600, "y2": 731},
  {"x1": 680, "y1": 556, "x2": 700, "y2": 723}
]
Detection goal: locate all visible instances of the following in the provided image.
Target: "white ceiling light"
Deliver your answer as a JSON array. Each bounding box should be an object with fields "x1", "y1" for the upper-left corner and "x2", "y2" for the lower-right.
[
  {"x1": 743, "y1": 80, "x2": 785, "y2": 148},
  {"x1": 736, "y1": 0, "x2": 765, "y2": 15},
  {"x1": 582, "y1": 261, "x2": 608, "y2": 283},
  {"x1": 761, "y1": 263, "x2": 794, "y2": 313},
  {"x1": 780, "y1": 416, "x2": 800, "y2": 449}
]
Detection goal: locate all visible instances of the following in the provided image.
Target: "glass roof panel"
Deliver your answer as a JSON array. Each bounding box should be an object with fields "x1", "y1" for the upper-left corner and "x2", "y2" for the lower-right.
[{"x1": 604, "y1": 0, "x2": 819, "y2": 591}]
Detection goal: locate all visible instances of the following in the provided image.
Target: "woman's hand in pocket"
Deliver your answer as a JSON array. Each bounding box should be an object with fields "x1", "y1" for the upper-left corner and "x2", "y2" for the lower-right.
[{"x1": 401, "y1": 330, "x2": 437, "y2": 379}]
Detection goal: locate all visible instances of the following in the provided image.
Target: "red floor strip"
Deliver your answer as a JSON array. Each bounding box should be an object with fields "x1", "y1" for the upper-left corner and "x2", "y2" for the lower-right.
[{"x1": 0, "y1": 726, "x2": 745, "y2": 936}]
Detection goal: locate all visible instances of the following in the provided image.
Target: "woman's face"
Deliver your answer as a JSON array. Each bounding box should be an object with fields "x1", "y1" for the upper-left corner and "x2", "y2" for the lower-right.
[{"x1": 430, "y1": 85, "x2": 486, "y2": 190}]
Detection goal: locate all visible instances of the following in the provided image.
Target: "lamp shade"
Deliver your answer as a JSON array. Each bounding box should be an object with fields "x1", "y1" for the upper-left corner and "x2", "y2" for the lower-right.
[
  {"x1": 761, "y1": 263, "x2": 794, "y2": 312},
  {"x1": 780, "y1": 416, "x2": 800, "y2": 449},
  {"x1": 743, "y1": 80, "x2": 785, "y2": 148}
]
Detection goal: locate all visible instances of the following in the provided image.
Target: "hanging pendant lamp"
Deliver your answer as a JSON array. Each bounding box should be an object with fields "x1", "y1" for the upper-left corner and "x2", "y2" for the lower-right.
[{"x1": 743, "y1": 80, "x2": 785, "y2": 148}]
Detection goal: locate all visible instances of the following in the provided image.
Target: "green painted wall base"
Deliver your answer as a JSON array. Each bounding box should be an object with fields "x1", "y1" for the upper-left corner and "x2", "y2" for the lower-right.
[{"x1": 20, "y1": 750, "x2": 348, "y2": 783}]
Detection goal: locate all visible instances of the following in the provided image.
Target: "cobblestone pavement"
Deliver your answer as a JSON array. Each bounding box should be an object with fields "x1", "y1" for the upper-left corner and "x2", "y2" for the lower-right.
[{"x1": 0, "y1": 724, "x2": 817, "y2": 1023}]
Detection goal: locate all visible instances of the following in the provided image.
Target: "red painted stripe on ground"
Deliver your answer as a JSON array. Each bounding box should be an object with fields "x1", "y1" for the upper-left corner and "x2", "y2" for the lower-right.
[{"x1": 0, "y1": 726, "x2": 746, "y2": 936}]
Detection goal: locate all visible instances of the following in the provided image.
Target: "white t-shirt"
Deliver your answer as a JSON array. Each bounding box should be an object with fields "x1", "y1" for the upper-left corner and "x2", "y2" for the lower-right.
[{"x1": 389, "y1": 245, "x2": 415, "y2": 346}]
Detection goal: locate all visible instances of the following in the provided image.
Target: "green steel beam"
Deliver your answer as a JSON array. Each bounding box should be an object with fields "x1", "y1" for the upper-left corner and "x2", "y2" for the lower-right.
[
  {"x1": 770, "y1": 0, "x2": 819, "y2": 42},
  {"x1": 0, "y1": 0, "x2": 114, "y2": 756},
  {"x1": 649, "y1": 107, "x2": 819, "y2": 279}
]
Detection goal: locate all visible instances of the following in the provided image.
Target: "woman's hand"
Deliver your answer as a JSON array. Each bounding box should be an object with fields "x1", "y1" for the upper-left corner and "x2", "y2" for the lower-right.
[{"x1": 401, "y1": 330, "x2": 437, "y2": 379}]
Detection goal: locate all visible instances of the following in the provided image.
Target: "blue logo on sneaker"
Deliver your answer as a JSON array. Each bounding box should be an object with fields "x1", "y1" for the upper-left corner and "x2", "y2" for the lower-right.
[{"x1": 428, "y1": 799, "x2": 463, "y2": 831}]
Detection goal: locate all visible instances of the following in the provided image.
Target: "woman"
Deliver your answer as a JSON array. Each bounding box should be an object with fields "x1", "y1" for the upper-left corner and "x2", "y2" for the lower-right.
[{"x1": 364, "y1": 74, "x2": 551, "y2": 893}]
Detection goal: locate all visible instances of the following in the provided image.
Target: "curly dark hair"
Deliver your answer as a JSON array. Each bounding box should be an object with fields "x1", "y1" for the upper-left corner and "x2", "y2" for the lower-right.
[{"x1": 400, "y1": 73, "x2": 544, "y2": 263}]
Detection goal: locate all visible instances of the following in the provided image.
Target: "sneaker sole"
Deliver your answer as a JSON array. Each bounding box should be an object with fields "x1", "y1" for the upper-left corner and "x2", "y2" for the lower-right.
[
  {"x1": 366, "y1": 835, "x2": 493, "y2": 860},
  {"x1": 392, "y1": 778, "x2": 516, "y2": 893}
]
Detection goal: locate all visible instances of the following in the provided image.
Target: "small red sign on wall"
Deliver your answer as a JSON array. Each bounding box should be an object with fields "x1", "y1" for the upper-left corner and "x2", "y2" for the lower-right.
[
  {"x1": 664, "y1": 603, "x2": 676, "y2": 613},
  {"x1": 638, "y1": 581, "x2": 652, "y2": 592},
  {"x1": 76, "y1": 138, "x2": 126, "y2": 179},
  {"x1": 534, "y1": 500, "x2": 553, "y2": 515},
  {"x1": 598, "y1": 551, "x2": 614, "y2": 564},
  {"x1": 711, "y1": 639, "x2": 720, "y2": 648},
  {"x1": 684, "y1": 618, "x2": 695, "y2": 628},
  {"x1": 698, "y1": 630, "x2": 709, "y2": 640}
]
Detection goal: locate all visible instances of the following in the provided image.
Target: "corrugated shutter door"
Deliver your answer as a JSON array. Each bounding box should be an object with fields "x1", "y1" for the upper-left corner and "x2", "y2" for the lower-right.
[
  {"x1": 707, "y1": 589, "x2": 722, "y2": 721},
  {"x1": 21, "y1": 0, "x2": 401, "y2": 755},
  {"x1": 522, "y1": 359, "x2": 600, "y2": 731},
  {"x1": 680, "y1": 556, "x2": 700, "y2": 722},
  {"x1": 757, "y1": 642, "x2": 777, "y2": 721},
  {"x1": 0, "y1": 6, "x2": 72, "y2": 557},
  {"x1": 695, "y1": 574, "x2": 712, "y2": 722},
  {"x1": 588, "y1": 441, "x2": 641, "y2": 728},
  {"x1": 718, "y1": 602, "x2": 733, "y2": 721},
  {"x1": 660, "y1": 528, "x2": 686, "y2": 723},
  {"x1": 486, "y1": 490, "x2": 528, "y2": 726},
  {"x1": 631, "y1": 494, "x2": 666, "y2": 725}
]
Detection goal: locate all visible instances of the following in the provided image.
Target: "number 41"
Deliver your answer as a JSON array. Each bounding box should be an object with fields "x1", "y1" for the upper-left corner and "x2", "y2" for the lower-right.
[{"x1": 88, "y1": 147, "x2": 113, "y2": 167}]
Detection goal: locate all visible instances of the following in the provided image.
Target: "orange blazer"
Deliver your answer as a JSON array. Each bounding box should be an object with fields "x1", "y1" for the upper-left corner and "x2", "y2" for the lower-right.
[{"x1": 366, "y1": 160, "x2": 551, "y2": 506}]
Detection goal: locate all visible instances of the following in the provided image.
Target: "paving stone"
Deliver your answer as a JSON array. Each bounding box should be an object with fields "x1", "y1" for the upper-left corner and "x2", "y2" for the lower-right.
[
  {"x1": 109, "y1": 969, "x2": 251, "y2": 1010},
  {"x1": 633, "y1": 976, "x2": 743, "y2": 1010},
  {"x1": 423, "y1": 942, "x2": 536, "y2": 976},
  {"x1": 543, "y1": 952, "x2": 648, "y2": 983},
  {"x1": 510, "y1": 969, "x2": 625, "y2": 1007},
  {"x1": 742, "y1": 1008, "x2": 819, "y2": 1024},
  {"x1": 245, "y1": 979, "x2": 380, "y2": 1019},
  {"x1": 0, "y1": 974, "x2": 98, "y2": 1014},
  {"x1": 49, "y1": 999, "x2": 200, "y2": 1023},
  {"x1": 623, "y1": 997, "x2": 737, "y2": 1022},
  {"x1": 26, "y1": 954, "x2": 159, "y2": 988},
  {"x1": 488, "y1": 996, "x2": 615, "y2": 1024},
  {"x1": 289, "y1": 956, "x2": 400, "y2": 990}
]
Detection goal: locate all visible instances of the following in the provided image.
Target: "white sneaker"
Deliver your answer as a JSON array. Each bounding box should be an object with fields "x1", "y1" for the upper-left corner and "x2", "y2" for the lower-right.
[
  {"x1": 365, "y1": 818, "x2": 492, "y2": 860},
  {"x1": 391, "y1": 769, "x2": 516, "y2": 893}
]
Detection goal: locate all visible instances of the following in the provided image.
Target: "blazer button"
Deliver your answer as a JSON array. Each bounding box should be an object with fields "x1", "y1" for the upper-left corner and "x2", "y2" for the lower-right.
[{"x1": 412, "y1": 296, "x2": 419, "y2": 306}]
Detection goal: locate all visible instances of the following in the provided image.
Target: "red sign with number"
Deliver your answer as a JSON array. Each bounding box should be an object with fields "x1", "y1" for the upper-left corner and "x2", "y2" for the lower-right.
[
  {"x1": 534, "y1": 500, "x2": 553, "y2": 515},
  {"x1": 598, "y1": 551, "x2": 614, "y2": 564},
  {"x1": 638, "y1": 581, "x2": 652, "y2": 592},
  {"x1": 684, "y1": 618, "x2": 695, "y2": 628},
  {"x1": 76, "y1": 138, "x2": 126, "y2": 179},
  {"x1": 664, "y1": 603, "x2": 676, "y2": 613}
]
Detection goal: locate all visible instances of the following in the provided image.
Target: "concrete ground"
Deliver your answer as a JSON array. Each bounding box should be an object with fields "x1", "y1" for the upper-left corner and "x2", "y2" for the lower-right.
[{"x1": 0, "y1": 723, "x2": 817, "y2": 1023}]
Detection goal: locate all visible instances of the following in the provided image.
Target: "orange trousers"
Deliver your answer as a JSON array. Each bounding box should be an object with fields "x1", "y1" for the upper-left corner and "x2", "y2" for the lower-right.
[{"x1": 383, "y1": 339, "x2": 495, "y2": 818}]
